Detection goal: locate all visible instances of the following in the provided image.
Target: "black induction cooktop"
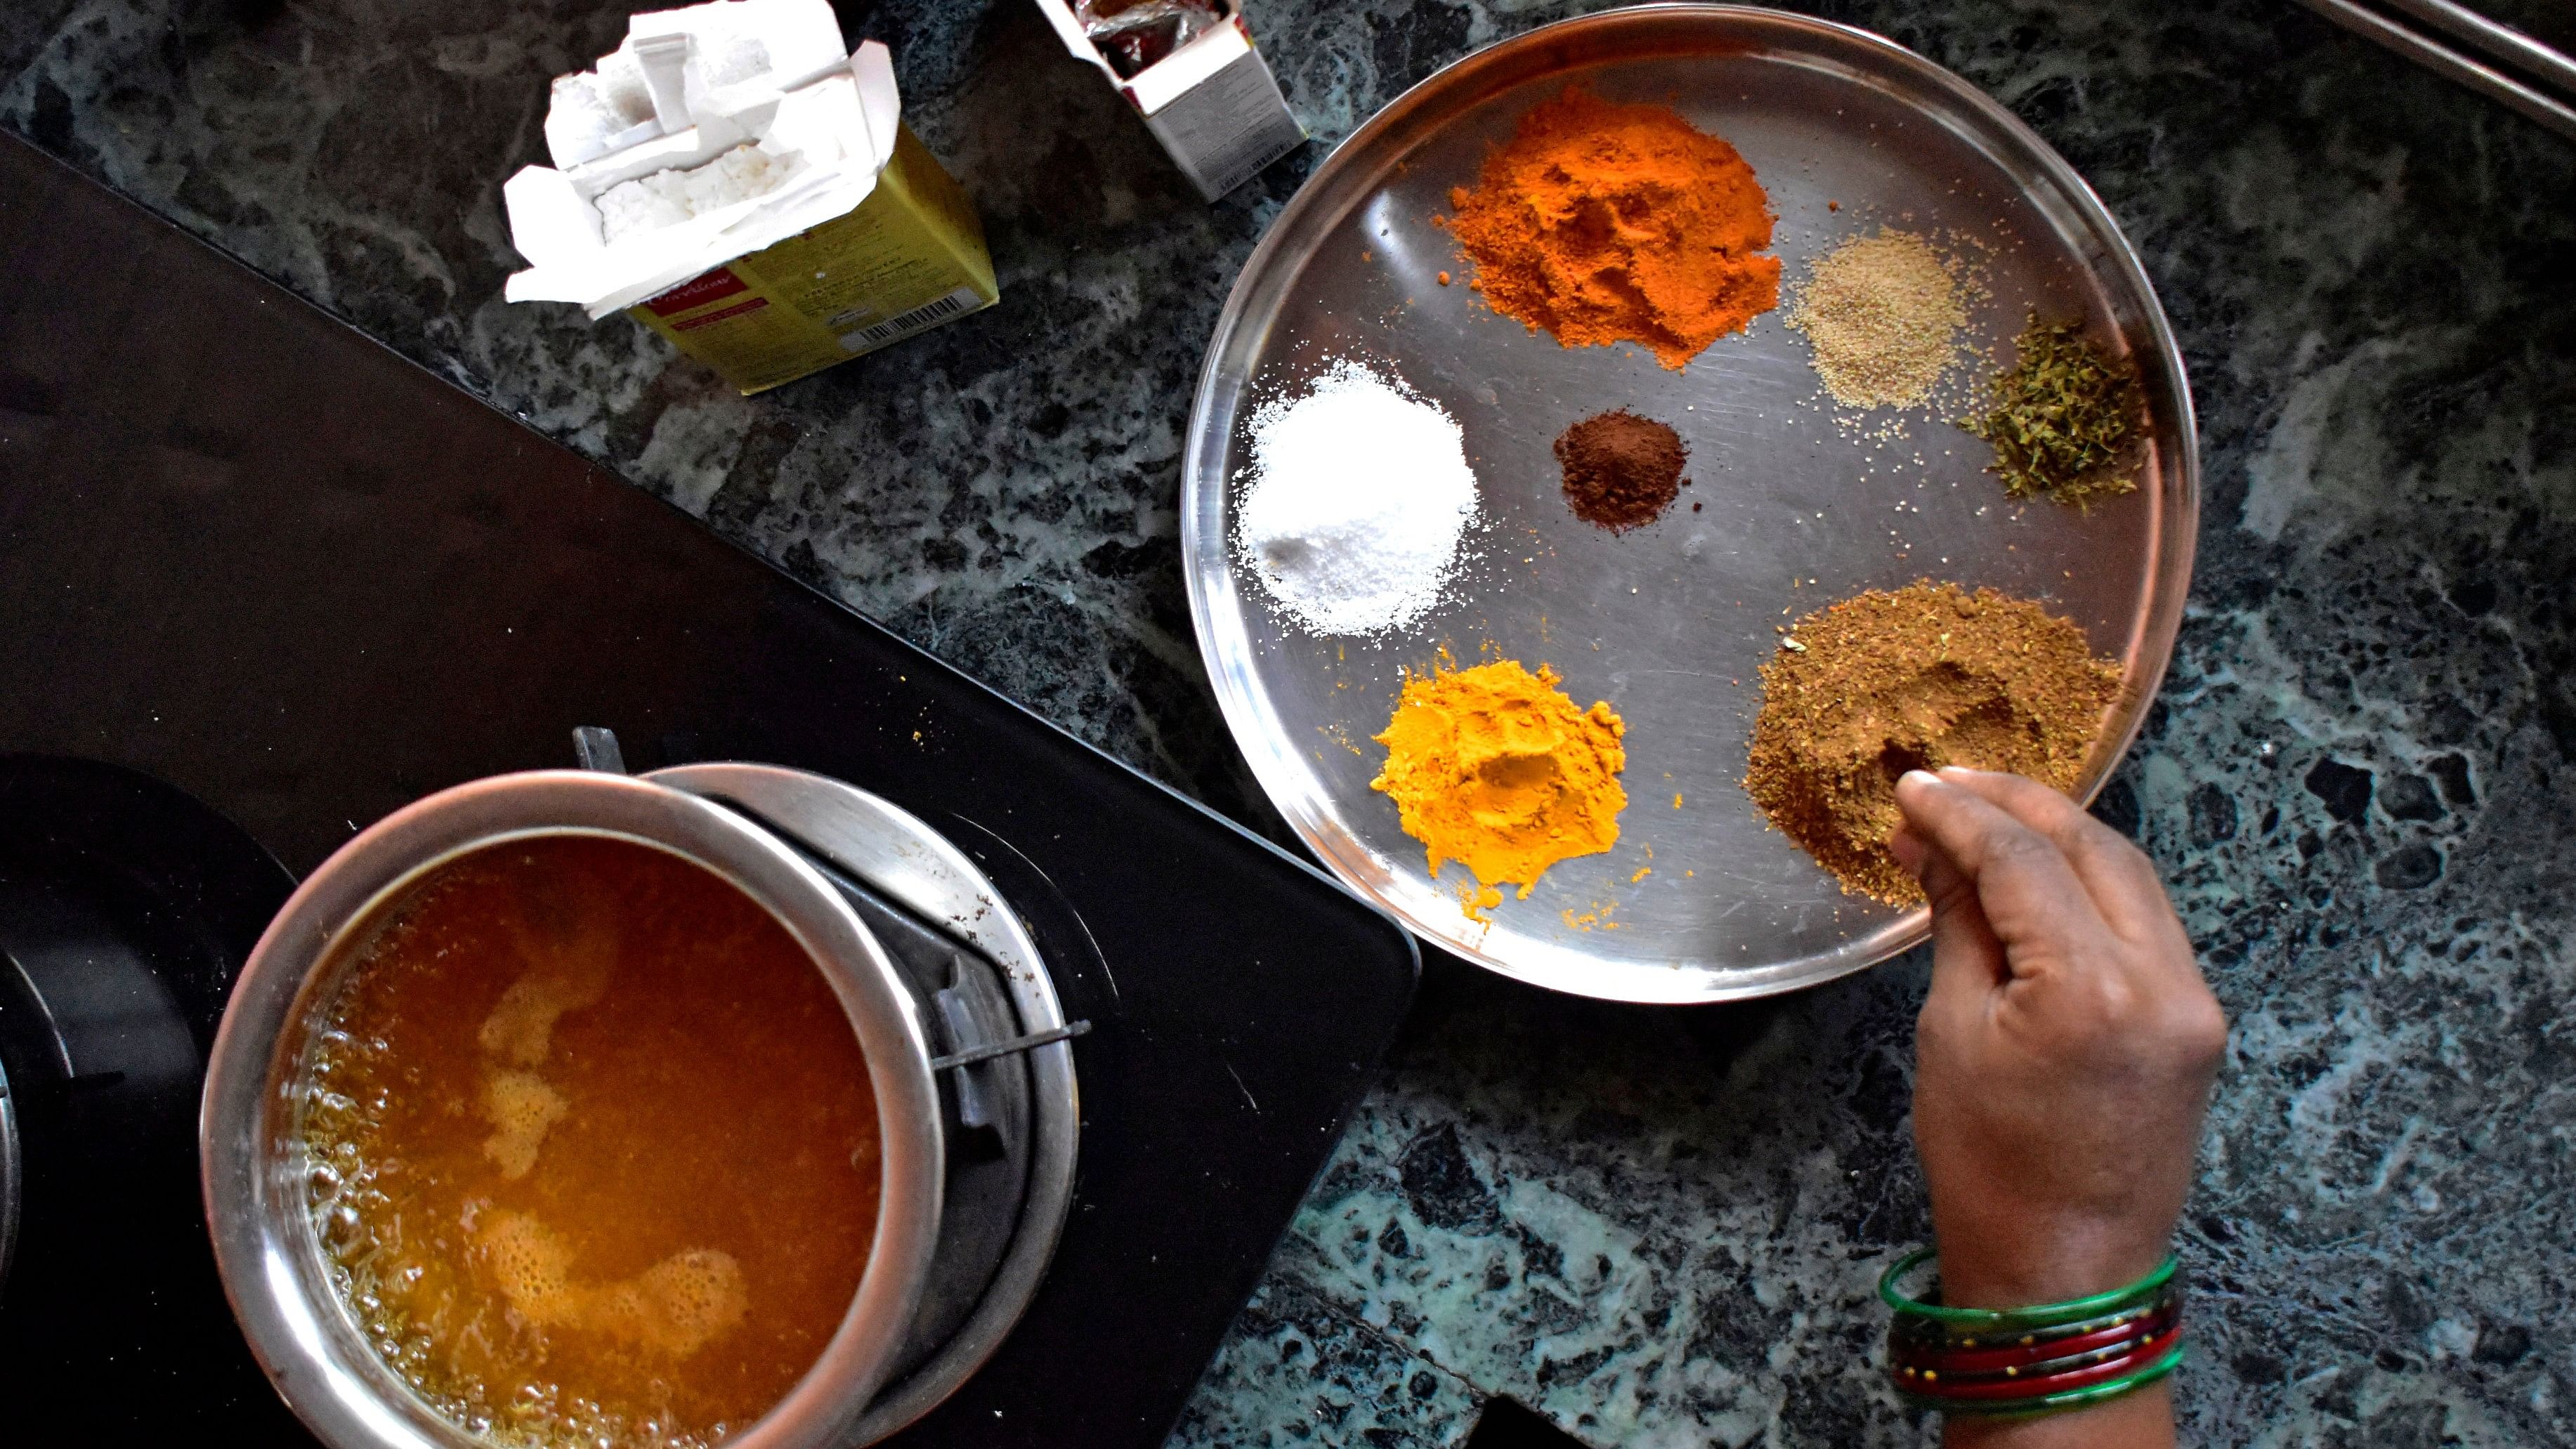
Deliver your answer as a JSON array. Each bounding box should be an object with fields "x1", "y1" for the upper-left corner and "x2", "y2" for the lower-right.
[{"x1": 0, "y1": 132, "x2": 1417, "y2": 1445}]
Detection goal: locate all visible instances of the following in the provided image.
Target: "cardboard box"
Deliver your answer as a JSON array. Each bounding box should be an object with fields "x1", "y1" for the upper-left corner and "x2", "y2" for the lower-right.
[
  {"x1": 1035, "y1": 1, "x2": 1307, "y2": 201},
  {"x1": 503, "y1": 9, "x2": 997, "y2": 392},
  {"x1": 629, "y1": 126, "x2": 996, "y2": 393}
]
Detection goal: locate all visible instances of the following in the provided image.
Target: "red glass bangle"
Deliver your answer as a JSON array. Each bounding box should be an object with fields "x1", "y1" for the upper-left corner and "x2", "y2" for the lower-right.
[
  {"x1": 1901, "y1": 1324, "x2": 2181, "y2": 1403},
  {"x1": 1890, "y1": 1303, "x2": 2180, "y2": 1378},
  {"x1": 1881, "y1": 1250, "x2": 2187, "y2": 1417}
]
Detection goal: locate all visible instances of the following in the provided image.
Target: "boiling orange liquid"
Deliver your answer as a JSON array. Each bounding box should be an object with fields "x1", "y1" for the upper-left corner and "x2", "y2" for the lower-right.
[{"x1": 303, "y1": 834, "x2": 881, "y2": 1448}]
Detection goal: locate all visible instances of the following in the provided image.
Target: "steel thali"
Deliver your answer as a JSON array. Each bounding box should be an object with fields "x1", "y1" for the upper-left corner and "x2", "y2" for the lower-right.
[{"x1": 1181, "y1": 4, "x2": 2197, "y2": 1003}]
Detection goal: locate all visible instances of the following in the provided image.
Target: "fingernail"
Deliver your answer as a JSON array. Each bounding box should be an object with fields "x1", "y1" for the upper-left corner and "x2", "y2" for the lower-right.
[{"x1": 1899, "y1": 769, "x2": 1943, "y2": 791}]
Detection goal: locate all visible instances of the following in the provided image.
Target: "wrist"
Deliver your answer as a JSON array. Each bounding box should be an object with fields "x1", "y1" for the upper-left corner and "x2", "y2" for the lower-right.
[{"x1": 1930, "y1": 1217, "x2": 2173, "y2": 1309}]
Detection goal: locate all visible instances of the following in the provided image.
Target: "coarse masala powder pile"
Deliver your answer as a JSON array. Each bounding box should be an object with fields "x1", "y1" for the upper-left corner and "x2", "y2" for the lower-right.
[
  {"x1": 1439, "y1": 88, "x2": 1779, "y2": 369},
  {"x1": 1742, "y1": 581, "x2": 2122, "y2": 905},
  {"x1": 1371, "y1": 659, "x2": 1627, "y2": 917}
]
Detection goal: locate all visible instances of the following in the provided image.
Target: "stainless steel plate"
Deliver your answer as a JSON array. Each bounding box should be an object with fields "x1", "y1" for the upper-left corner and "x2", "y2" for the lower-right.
[{"x1": 1182, "y1": 4, "x2": 2197, "y2": 1003}]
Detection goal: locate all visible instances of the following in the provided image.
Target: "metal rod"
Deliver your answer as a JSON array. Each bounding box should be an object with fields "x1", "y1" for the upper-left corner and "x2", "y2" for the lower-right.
[
  {"x1": 570, "y1": 726, "x2": 627, "y2": 773},
  {"x1": 932, "y1": 1021, "x2": 1091, "y2": 1071},
  {"x1": 2375, "y1": 0, "x2": 2576, "y2": 99},
  {"x1": 2297, "y1": 0, "x2": 2576, "y2": 141}
]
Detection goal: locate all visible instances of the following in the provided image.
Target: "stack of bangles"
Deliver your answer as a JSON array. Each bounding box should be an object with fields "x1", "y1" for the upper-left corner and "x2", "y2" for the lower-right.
[{"x1": 1879, "y1": 1250, "x2": 2186, "y2": 1417}]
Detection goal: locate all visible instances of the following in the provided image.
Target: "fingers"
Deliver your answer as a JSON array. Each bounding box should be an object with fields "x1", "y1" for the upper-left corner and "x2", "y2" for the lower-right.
[
  {"x1": 1930, "y1": 768, "x2": 2188, "y2": 955},
  {"x1": 1893, "y1": 770, "x2": 2108, "y2": 978},
  {"x1": 1891, "y1": 820, "x2": 2011, "y2": 1005}
]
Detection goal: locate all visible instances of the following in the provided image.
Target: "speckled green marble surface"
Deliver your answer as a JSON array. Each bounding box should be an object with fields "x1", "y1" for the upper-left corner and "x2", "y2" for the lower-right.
[{"x1": 8, "y1": 1, "x2": 2572, "y2": 1445}]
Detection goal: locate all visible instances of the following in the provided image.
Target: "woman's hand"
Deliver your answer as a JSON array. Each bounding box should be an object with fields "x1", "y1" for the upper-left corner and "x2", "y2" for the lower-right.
[{"x1": 1888, "y1": 768, "x2": 2228, "y2": 1448}]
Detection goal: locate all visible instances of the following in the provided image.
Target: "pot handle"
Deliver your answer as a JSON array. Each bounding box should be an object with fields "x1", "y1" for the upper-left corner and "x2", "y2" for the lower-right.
[{"x1": 570, "y1": 726, "x2": 629, "y2": 774}]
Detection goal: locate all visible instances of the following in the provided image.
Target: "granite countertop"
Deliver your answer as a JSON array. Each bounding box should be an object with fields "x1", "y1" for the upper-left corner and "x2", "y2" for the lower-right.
[{"x1": 8, "y1": 1, "x2": 2572, "y2": 1444}]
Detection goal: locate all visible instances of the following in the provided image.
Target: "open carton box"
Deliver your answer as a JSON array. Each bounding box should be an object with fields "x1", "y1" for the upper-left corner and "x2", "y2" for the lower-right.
[
  {"x1": 1034, "y1": 0, "x2": 1307, "y2": 200},
  {"x1": 504, "y1": 6, "x2": 995, "y2": 394}
]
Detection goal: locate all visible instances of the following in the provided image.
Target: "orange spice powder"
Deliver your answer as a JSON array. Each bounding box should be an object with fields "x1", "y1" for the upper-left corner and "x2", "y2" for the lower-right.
[
  {"x1": 1371, "y1": 659, "x2": 1626, "y2": 918},
  {"x1": 1438, "y1": 88, "x2": 1780, "y2": 369}
]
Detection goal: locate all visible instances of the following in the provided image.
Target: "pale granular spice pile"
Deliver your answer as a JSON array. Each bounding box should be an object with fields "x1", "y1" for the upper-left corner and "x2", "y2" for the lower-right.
[
  {"x1": 1742, "y1": 580, "x2": 2122, "y2": 904},
  {"x1": 1784, "y1": 229, "x2": 1969, "y2": 409}
]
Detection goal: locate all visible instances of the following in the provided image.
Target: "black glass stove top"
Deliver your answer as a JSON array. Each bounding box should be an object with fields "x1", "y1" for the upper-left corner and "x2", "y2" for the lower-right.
[
  {"x1": 0, "y1": 133, "x2": 1418, "y2": 1446},
  {"x1": 0, "y1": 756, "x2": 308, "y2": 1436}
]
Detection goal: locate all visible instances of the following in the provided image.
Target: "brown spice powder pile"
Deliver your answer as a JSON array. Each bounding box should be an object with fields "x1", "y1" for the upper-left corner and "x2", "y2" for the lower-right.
[
  {"x1": 1554, "y1": 410, "x2": 1688, "y2": 531},
  {"x1": 1742, "y1": 581, "x2": 2122, "y2": 905}
]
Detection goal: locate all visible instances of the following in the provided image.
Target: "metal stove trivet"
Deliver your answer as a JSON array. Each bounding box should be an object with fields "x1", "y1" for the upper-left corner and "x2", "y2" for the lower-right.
[{"x1": 584, "y1": 737, "x2": 1084, "y2": 1445}]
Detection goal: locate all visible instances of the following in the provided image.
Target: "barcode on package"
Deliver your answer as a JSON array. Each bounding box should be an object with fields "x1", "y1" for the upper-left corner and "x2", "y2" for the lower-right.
[{"x1": 839, "y1": 286, "x2": 983, "y2": 354}]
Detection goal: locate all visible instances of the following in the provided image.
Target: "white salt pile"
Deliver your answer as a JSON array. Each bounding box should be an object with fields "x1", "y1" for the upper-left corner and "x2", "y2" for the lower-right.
[
  {"x1": 595, "y1": 144, "x2": 797, "y2": 242},
  {"x1": 1234, "y1": 361, "x2": 1480, "y2": 636}
]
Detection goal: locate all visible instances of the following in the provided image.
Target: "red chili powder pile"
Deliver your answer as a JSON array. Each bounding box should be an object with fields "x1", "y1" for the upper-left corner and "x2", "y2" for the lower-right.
[{"x1": 1438, "y1": 88, "x2": 1780, "y2": 369}]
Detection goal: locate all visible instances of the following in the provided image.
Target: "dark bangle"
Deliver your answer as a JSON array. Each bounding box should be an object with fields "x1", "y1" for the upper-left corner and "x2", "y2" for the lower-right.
[{"x1": 1878, "y1": 1250, "x2": 2185, "y2": 1417}]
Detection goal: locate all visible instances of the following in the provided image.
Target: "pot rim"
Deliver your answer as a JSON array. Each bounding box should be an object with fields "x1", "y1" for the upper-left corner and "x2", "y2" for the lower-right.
[{"x1": 200, "y1": 769, "x2": 944, "y2": 1449}]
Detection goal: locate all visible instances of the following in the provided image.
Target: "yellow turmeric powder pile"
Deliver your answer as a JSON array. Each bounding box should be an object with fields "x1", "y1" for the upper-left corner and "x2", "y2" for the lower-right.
[{"x1": 1370, "y1": 659, "x2": 1628, "y2": 917}]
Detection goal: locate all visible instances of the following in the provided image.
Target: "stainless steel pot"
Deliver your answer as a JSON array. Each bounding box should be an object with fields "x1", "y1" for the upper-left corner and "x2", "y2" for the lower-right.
[{"x1": 200, "y1": 769, "x2": 949, "y2": 1449}]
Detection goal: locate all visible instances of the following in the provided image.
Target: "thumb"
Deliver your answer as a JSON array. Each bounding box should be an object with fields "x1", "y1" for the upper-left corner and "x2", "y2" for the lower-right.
[{"x1": 1892, "y1": 776, "x2": 2006, "y2": 1005}]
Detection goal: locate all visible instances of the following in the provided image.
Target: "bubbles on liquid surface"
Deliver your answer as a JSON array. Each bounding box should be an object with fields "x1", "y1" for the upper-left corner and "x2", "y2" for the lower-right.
[{"x1": 292, "y1": 836, "x2": 881, "y2": 1449}]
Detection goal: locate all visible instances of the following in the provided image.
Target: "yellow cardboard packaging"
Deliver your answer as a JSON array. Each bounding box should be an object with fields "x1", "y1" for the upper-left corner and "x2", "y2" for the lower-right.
[{"x1": 628, "y1": 125, "x2": 997, "y2": 395}]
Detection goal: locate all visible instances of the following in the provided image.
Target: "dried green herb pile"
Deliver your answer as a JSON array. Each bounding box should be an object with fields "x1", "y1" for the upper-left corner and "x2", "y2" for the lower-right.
[{"x1": 1968, "y1": 317, "x2": 2143, "y2": 508}]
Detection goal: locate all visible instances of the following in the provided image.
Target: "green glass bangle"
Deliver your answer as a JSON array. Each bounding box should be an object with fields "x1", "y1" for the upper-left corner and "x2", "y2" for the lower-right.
[
  {"x1": 1878, "y1": 1249, "x2": 2181, "y2": 1332},
  {"x1": 1894, "y1": 1337, "x2": 2187, "y2": 1418}
]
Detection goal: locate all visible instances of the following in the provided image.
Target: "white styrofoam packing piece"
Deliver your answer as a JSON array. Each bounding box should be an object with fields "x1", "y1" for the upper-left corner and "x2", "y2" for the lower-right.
[{"x1": 504, "y1": 0, "x2": 903, "y2": 318}]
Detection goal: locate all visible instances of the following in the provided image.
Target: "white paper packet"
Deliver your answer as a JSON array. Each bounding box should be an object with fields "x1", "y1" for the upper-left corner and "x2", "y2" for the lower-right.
[{"x1": 502, "y1": 1, "x2": 903, "y2": 320}]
